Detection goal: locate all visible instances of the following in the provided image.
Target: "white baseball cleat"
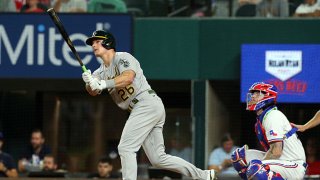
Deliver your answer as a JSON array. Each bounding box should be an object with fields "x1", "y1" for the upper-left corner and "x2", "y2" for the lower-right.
[{"x1": 207, "y1": 169, "x2": 218, "y2": 180}]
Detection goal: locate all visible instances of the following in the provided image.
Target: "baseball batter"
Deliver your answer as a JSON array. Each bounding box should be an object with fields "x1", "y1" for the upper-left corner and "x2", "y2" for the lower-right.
[
  {"x1": 232, "y1": 82, "x2": 306, "y2": 179},
  {"x1": 81, "y1": 30, "x2": 216, "y2": 180}
]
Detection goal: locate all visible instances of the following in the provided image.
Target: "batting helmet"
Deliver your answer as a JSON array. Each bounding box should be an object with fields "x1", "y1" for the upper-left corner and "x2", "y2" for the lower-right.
[
  {"x1": 246, "y1": 82, "x2": 278, "y2": 111},
  {"x1": 86, "y1": 30, "x2": 116, "y2": 50}
]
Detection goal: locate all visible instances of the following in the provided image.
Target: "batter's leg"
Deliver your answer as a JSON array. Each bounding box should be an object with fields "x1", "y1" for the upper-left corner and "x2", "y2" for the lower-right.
[
  {"x1": 118, "y1": 98, "x2": 165, "y2": 180},
  {"x1": 142, "y1": 112, "x2": 208, "y2": 179}
]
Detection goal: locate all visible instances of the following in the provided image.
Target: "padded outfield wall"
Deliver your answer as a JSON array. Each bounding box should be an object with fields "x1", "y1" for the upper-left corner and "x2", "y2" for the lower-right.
[{"x1": 134, "y1": 18, "x2": 320, "y2": 80}]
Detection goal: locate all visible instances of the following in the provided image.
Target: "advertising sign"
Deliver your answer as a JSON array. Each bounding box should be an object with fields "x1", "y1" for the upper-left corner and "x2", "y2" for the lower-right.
[
  {"x1": 0, "y1": 13, "x2": 132, "y2": 78},
  {"x1": 241, "y1": 44, "x2": 320, "y2": 103}
]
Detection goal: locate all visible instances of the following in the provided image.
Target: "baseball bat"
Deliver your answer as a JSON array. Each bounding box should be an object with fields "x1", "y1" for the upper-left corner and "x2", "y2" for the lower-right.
[{"x1": 47, "y1": 8, "x2": 87, "y2": 72}]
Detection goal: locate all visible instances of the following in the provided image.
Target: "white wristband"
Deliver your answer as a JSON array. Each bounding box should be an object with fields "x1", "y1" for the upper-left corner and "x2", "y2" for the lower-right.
[{"x1": 100, "y1": 79, "x2": 115, "y2": 89}]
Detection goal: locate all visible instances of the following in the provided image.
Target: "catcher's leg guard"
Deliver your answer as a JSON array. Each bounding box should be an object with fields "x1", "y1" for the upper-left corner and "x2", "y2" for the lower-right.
[
  {"x1": 246, "y1": 159, "x2": 284, "y2": 180},
  {"x1": 231, "y1": 145, "x2": 249, "y2": 179}
]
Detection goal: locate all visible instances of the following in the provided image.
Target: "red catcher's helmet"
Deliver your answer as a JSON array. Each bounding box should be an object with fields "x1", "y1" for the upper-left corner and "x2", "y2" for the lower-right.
[{"x1": 246, "y1": 82, "x2": 278, "y2": 111}]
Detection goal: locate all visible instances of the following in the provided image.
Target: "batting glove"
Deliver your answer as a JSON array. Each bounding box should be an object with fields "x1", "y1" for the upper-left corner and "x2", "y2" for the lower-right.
[
  {"x1": 82, "y1": 70, "x2": 92, "y2": 84},
  {"x1": 89, "y1": 79, "x2": 107, "y2": 91}
]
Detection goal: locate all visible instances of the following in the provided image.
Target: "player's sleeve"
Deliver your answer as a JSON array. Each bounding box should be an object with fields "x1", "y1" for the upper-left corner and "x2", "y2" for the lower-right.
[
  {"x1": 92, "y1": 67, "x2": 102, "y2": 81},
  {"x1": 116, "y1": 53, "x2": 138, "y2": 74},
  {"x1": 263, "y1": 110, "x2": 287, "y2": 143},
  {"x1": 208, "y1": 148, "x2": 221, "y2": 166}
]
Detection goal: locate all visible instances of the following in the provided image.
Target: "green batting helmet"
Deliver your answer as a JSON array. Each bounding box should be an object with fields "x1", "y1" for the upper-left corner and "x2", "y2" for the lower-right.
[{"x1": 86, "y1": 30, "x2": 116, "y2": 50}]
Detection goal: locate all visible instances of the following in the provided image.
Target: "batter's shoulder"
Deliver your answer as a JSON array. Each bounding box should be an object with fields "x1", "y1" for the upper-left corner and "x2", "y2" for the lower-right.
[
  {"x1": 115, "y1": 52, "x2": 136, "y2": 63},
  {"x1": 116, "y1": 52, "x2": 133, "y2": 58}
]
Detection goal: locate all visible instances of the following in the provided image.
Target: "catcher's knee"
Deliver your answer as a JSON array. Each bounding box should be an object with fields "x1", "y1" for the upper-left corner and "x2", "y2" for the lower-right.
[
  {"x1": 246, "y1": 159, "x2": 284, "y2": 180},
  {"x1": 231, "y1": 145, "x2": 249, "y2": 179}
]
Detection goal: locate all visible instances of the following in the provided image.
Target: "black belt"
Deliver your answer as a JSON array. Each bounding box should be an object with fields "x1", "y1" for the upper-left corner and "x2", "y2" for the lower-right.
[{"x1": 128, "y1": 90, "x2": 156, "y2": 112}]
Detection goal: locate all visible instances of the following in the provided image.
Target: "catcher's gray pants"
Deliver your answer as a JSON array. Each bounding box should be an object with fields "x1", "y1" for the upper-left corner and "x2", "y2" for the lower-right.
[{"x1": 118, "y1": 93, "x2": 208, "y2": 180}]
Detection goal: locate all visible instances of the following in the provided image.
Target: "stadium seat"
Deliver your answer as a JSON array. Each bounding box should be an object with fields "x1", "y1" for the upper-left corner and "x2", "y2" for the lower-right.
[
  {"x1": 148, "y1": 0, "x2": 169, "y2": 16},
  {"x1": 88, "y1": 0, "x2": 128, "y2": 13},
  {"x1": 123, "y1": 0, "x2": 146, "y2": 16},
  {"x1": 235, "y1": 4, "x2": 257, "y2": 17},
  {"x1": 289, "y1": 2, "x2": 298, "y2": 16}
]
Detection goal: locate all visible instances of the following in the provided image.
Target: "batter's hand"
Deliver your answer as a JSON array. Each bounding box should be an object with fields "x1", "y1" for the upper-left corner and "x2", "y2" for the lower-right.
[
  {"x1": 82, "y1": 70, "x2": 92, "y2": 84},
  {"x1": 89, "y1": 79, "x2": 107, "y2": 91}
]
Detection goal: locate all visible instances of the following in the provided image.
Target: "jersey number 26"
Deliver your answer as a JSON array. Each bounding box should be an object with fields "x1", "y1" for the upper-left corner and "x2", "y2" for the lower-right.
[{"x1": 118, "y1": 85, "x2": 135, "y2": 101}]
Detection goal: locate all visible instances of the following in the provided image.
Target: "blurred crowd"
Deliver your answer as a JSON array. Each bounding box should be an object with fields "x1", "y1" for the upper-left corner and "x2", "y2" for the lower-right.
[
  {"x1": 0, "y1": 0, "x2": 320, "y2": 17},
  {"x1": 0, "y1": 129, "x2": 121, "y2": 178}
]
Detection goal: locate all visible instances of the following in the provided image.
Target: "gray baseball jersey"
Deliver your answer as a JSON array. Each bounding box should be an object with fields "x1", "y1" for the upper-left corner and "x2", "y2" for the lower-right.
[
  {"x1": 92, "y1": 52, "x2": 151, "y2": 110},
  {"x1": 91, "y1": 52, "x2": 212, "y2": 180}
]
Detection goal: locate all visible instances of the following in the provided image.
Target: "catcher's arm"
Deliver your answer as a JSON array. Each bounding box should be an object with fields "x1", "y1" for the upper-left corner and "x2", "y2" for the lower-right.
[{"x1": 263, "y1": 141, "x2": 283, "y2": 160}]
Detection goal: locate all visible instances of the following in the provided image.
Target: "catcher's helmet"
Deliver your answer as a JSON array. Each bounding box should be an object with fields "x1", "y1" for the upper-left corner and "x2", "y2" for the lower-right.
[
  {"x1": 86, "y1": 30, "x2": 116, "y2": 50},
  {"x1": 246, "y1": 82, "x2": 278, "y2": 111}
]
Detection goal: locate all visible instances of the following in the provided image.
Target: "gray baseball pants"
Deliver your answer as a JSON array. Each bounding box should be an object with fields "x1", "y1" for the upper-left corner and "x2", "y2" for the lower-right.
[{"x1": 118, "y1": 92, "x2": 208, "y2": 180}]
